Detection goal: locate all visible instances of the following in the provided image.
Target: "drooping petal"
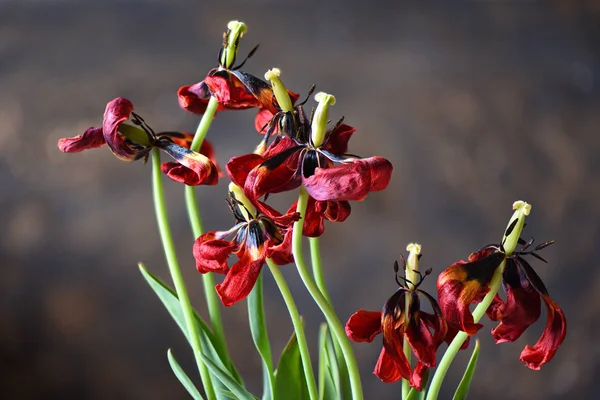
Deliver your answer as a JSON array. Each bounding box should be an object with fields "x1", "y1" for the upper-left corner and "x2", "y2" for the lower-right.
[
  {"x1": 406, "y1": 291, "x2": 448, "y2": 368},
  {"x1": 177, "y1": 81, "x2": 214, "y2": 114},
  {"x1": 255, "y1": 108, "x2": 275, "y2": 133},
  {"x1": 411, "y1": 362, "x2": 429, "y2": 392},
  {"x1": 244, "y1": 145, "x2": 303, "y2": 200},
  {"x1": 517, "y1": 257, "x2": 566, "y2": 369},
  {"x1": 193, "y1": 232, "x2": 238, "y2": 274},
  {"x1": 230, "y1": 70, "x2": 299, "y2": 115},
  {"x1": 489, "y1": 259, "x2": 542, "y2": 343},
  {"x1": 374, "y1": 346, "x2": 411, "y2": 384},
  {"x1": 156, "y1": 140, "x2": 219, "y2": 186},
  {"x1": 303, "y1": 156, "x2": 393, "y2": 202},
  {"x1": 323, "y1": 124, "x2": 356, "y2": 155},
  {"x1": 345, "y1": 310, "x2": 382, "y2": 343},
  {"x1": 295, "y1": 197, "x2": 352, "y2": 237},
  {"x1": 437, "y1": 248, "x2": 505, "y2": 335},
  {"x1": 215, "y1": 244, "x2": 267, "y2": 307},
  {"x1": 205, "y1": 73, "x2": 263, "y2": 110},
  {"x1": 103, "y1": 97, "x2": 142, "y2": 161},
  {"x1": 58, "y1": 127, "x2": 106, "y2": 153}
]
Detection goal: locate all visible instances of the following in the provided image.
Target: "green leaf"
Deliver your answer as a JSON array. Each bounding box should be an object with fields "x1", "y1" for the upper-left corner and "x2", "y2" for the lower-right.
[
  {"x1": 138, "y1": 263, "x2": 243, "y2": 384},
  {"x1": 199, "y1": 353, "x2": 258, "y2": 400},
  {"x1": 405, "y1": 369, "x2": 430, "y2": 400},
  {"x1": 167, "y1": 349, "x2": 204, "y2": 400},
  {"x1": 274, "y1": 330, "x2": 309, "y2": 400},
  {"x1": 247, "y1": 272, "x2": 274, "y2": 400},
  {"x1": 452, "y1": 339, "x2": 480, "y2": 400},
  {"x1": 318, "y1": 324, "x2": 340, "y2": 400}
]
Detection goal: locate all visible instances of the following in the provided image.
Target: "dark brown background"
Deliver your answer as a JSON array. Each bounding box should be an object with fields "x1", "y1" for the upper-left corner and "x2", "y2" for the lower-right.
[{"x1": 1, "y1": 1, "x2": 598, "y2": 399}]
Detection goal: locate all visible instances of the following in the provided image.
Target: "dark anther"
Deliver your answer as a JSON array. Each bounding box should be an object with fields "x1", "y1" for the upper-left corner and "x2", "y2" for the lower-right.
[
  {"x1": 298, "y1": 85, "x2": 317, "y2": 106},
  {"x1": 226, "y1": 192, "x2": 255, "y2": 222},
  {"x1": 424, "y1": 268, "x2": 432, "y2": 276},
  {"x1": 518, "y1": 237, "x2": 527, "y2": 245},
  {"x1": 130, "y1": 112, "x2": 156, "y2": 141},
  {"x1": 418, "y1": 253, "x2": 423, "y2": 261},
  {"x1": 535, "y1": 240, "x2": 555, "y2": 251},
  {"x1": 233, "y1": 44, "x2": 260, "y2": 70},
  {"x1": 504, "y1": 217, "x2": 519, "y2": 239}
]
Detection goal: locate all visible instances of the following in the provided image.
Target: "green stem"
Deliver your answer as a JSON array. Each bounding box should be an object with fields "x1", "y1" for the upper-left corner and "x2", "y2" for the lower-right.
[
  {"x1": 265, "y1": 258, "x2": 319, "y2": 400},
  {"x1": 184, "y1": 96, "x2": 230, "y2": 364},
  {"x1": 425, "y1": 262, "x2": 505, "y2": 400},
  {"x1": 294, "y1": 187, "x2": 363, "y2": 400},
  {"x1": 402, "y1": 293, "x2": 411, "y2": 399},
  {"x1": 151, "y1": 149, "x2": 216, "y2": 400},
  {"x1": 309, "y1": 237, "x2": 351, "y2": 399}
]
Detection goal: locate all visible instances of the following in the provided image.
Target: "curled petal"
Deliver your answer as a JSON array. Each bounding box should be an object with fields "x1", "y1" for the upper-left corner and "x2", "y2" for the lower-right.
[
  {"x1": 215, "y1": 245, "x2": 267, "y2": 307},
  {"x1": 406, "y1": 291, "x2": 448, "y2": 368},
  {"x1": 323, "y1": 124, "x2": 356, "y2": 155},
  {"x1": 103, "y1": 97, "x2": 141, "y2": 161},
  {"x1": 58, "y1": 127, "x2": 105, "y2": 153},
  {"x1": 177, "y1": 81, "x2": 213, "y2": 114},
  {"x1": 518, "y1": 257, "x2": 566, "y2": 369},
  {"x1": 489, "y1": 259, "x2": 541, "y2": 343},
  {"x1": 297, "y1": 197, "x2": 352, "y2": 237},
  {"x1": 193, "y1": 232, "x2": 237, "y2": 274},
  {"x1": 205, "y1": 74, "x2": 261, "y2": 110},
  {"x1": 437, "y1": 248, "x2": 505, "y2": 335},
  {"x1": 345, "y1": 310, "x2": 382, "y2": 343},
  {"x1": 156, "y1": 141, "x2": 219, "y2": 186},
  {"x1": 519, "y1": 294, "x2": 566, "y2": 369},
  {"x1": 255, "y1": 108, "x2": 275, "y2": 133},
  {"x1": 411, "y1": 362, "x2": 428, "y2": 392},
  {"x1": 303, "y1": 156, "x2": 393, "y2": 202}
]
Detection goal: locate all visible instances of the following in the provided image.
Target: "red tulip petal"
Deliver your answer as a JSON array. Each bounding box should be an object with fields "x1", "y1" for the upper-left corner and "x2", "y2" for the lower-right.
[
  {"x1": 345, "y1": 310, "x2": 382, "y2": 343},
  {"x1": 156, "y1": 141, "x2": 219, "y2": 186},
  {"x1": 303, "y1": 156, "x2": 393, "y2": 202},
  {"x1": 374, "y1": 346, "x2": 411, "y2": 384},
  {"x1": 323, "y1": 124, "x2": 355, "y2": 155},
  {"x1": 177, "y1": 81, "x2": 214, "y2": 114},
  {"x1": 193, "y1": 232, "x2": 237, "y2": 274},
  {"x1": 102, "y1": 97, "x2": 140, "y2": 161},
  {"x1": 58, "y1": 127, "x2": 106, "y2": 153},
  {"x1": 437, "y1": 248, "x2": 505, "y2": 335},
  {"x1": 215, "y1": 246, "x2": 267, "y2": 307}
]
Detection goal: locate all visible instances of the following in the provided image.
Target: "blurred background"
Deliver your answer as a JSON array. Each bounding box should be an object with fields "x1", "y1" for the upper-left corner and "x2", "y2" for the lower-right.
[{"x1": 1, "y1": 0, "x2": 599, "y2": 399}]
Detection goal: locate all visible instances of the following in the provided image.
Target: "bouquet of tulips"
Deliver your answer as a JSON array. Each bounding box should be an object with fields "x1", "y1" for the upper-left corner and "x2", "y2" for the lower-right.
[{"x1": 58, "y1": 21, "x2": 566, "y2": 400}]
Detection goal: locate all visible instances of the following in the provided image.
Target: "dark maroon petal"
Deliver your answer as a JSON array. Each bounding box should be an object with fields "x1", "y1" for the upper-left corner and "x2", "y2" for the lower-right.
[
  {"x1": 437, "y1": 248, "x2": 505, "y2": 335},
  {"x1": 323, "y1": 124, "x2": 355, "y2": 155},
  {"x1": 345, "y1": 310, "x2": 382, "y2": 343},
  {"x1": 177, "y1": 81, "x2": 213, "y2": 114},
  {"x1": 102, "y1": 97, "x2": 139, "y2": 161},
  {"x1": 193, "y1": 232, "x2": 237, "y2": 274},
  {"x1": 517, "y1": 257, "x2": 566, "y2": 369},
  {"x1": 405, "y1": 292, "x2": 438, "y2": 367},
  {"x1": 215, "y1": 245, "x2": 267, "y2": 307},
  {"x1": 303, "y1": 156, "x2": 393, "y2": 202},
  {"x1": 489, "y1": 259, "x2": 541, "y2": 343},
  {"x1": 316, "y1": 199, "x2": 351, "y2": 223},
  {"x1": 58, "y1": 127, "x2": 106, "y2": 153}
]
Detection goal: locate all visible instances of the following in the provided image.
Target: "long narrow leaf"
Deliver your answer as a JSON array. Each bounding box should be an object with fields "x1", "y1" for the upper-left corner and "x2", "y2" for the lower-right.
[
  {"x1": 274, "y1": 331, "x2": 309, "y2": 400},
  {"x1": 199, "y1": 353, "x2": 258, "y2": 400},
  {"x1": 247, "y1": 272, "x2": 274, "y2": 400},
  {"x1": 452, "y1": 340, "x2": 480, "y2": 400},
  {"x1": 318, "y1": 324, "x2": 340, "y2": 400},
  {"x1": 138, "y1": 263, "x2": 243, "y2": 384},
  {"x1": 167, "y1": 349, "x2": 204, "y2": 400}
]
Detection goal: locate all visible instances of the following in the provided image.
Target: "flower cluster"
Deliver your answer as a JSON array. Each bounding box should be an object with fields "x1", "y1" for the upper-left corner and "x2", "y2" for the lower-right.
[{"x1": 58, "y1": 20, "x2": 567, "y2": 399}]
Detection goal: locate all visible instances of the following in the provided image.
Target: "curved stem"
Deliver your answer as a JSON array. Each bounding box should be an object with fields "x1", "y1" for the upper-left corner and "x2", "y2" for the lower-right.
[
  {"x1": 293, "y1": 187, "x2": 364, "y2": 400},
  {"x1": 151, "y1": 149, "x2": 216, "y2": 400},
  {"x1": 309, "y1": 237, "x2": 351, "y2": 399},
  {"x1": 184, "y1": 96, "x2": 230, "y2": 363},
  {"x1": 425, "y1": 262, "x2": 504, "y2": 400},
  {"x1": 265, "y1": 258, "x2": 318, "y2": 400}
]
